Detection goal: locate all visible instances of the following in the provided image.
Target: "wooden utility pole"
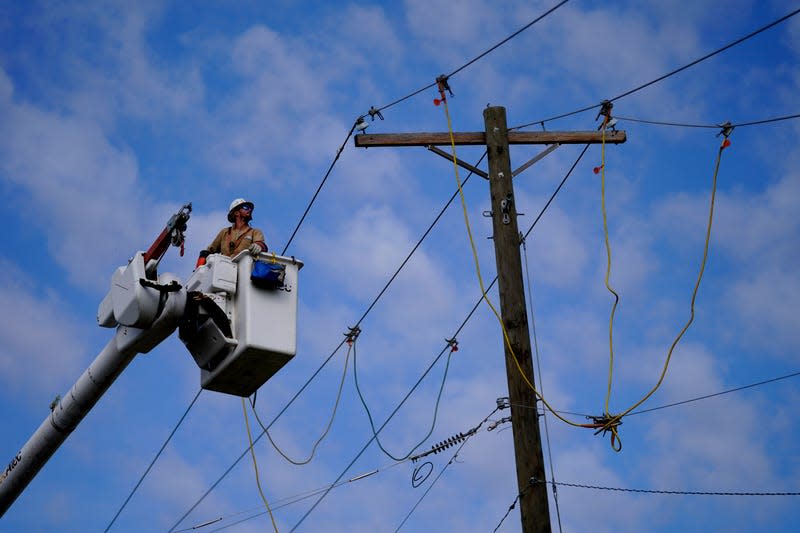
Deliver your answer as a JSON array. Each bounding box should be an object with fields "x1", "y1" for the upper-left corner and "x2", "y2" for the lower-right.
[{"x1": 355, "y1": 106, "x2": 625, "y2": 533}]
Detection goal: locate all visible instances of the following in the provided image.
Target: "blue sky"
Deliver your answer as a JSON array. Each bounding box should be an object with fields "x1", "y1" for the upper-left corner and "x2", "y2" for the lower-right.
[{"x1": 1, "y1": 1, "x2": 799, "y2": 531}]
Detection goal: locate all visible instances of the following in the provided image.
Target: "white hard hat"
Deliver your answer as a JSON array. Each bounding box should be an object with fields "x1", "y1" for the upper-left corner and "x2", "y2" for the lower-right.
[{"x1": 228, "y1": 198, "x2": 254, "y2": 222}]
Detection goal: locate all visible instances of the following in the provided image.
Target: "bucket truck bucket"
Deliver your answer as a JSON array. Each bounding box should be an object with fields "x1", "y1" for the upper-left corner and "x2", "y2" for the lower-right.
[{"x1": 180, "y1": 252, "x2": 303, "y2": 397}]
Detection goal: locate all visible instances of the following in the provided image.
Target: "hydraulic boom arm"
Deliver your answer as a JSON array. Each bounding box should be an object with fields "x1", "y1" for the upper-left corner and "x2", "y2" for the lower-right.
[{"x1": 0, "y1": 204, "x2": 192, "y2": 518}]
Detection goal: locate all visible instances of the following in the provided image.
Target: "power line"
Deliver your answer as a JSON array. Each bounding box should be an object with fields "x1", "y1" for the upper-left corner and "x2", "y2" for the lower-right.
[
  {"x1": 374, "y1": 0, "x2": 570, "y2": 114},
  {"x1": 537, "y1": 478, "x2": 800, "y2": 497},
  {"x1": 353, "y1": 337, "x2": 456, "y2": 462},
  {"x1": 512, "y1": 7, "x2": 800, "y2": 130},
  {"x1": 523, "y1": 144, "x2": 589, "y2": 242},
  {"x1": 508, "y1": 369, "x2": 800, "y2": 418},
  {"x1": 734, "y1": 112, "x2": 800, "y2": 128},
  {"x1": 289, "y1": 289, "x2": 494, "y2": 531},
  {"x1": 493, "y1": 477, "x2": 538, "y2": 533},
  {"x1": 281, "y1": 118, "x2": 359, "y2": 255},
  {"x1": 173, "y1": 119, "x2": 585, "y2": 533},
  {"x1": 288, "y1": 144, "x2": 590, "y2": 531},
  {"x1": 174, "y1": 461, "x2": 406, "y2": 532},
  {"x1": 104, "y1": 388, "x2": 202, "y2": 532},
  {"x1": 168, "y1": 158, "x2": 486, "y2": 532},
  {"x1": 522, "y1": 238, "x2": 563, "y2": 532},
  {"x1": 447, "y1": 1, "x2": 569, "y2": 79},
  {"x1": 352, "y1": 152, "x2": 485, "y2": 325},
  {"x1": 394, "y1": 408, "x2": 499, "y2": 531},
  {"x1": 167, "y1": 339, "x2": 349, "y2": 533},
  {"x1": 613, "y1": 112, "x2": 800, "y2": 130},
  {"x1": 627, "y1": 370, "x2": 800, "y2": 417}
]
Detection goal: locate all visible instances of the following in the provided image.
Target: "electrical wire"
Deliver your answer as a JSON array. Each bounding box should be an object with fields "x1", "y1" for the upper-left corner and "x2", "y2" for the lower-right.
[
  {"x1": 104, "y1": 388, "x2": 202, "y2": 532},
  {"x1": 493, "y1": 478, "x2": 537, "y2": 533},
  {"x1": 176, "y1": 461, "x2": 405, "y2": 532},
  {"x1": 522, "y1": 239, "x2": 563, "y2": 533},
  {"x1": 289, "y1": 281, "x2": 497, "y2": 532},
  {"x1": 439, "y1": 91, "x2": 592, "y2": 431},
  {"x1": 288, "y1": 141, "x2": 592, "y2": 531},
  {"x1": 508, "y1": 368, "x2": 800, "y2": 418},
  {"x1": 250, "y1": 155, "x2": 485, "y2": 464},
  {"x1": 394, "y1": 408, "x2": 499, "y2": 531},
  {"x1": 168, "y1": 341, "x2": 348, "y2": 532},
  {"x1": 627, "y1": 370, "x2": 800, "y2": 417},
  {"x1": 735, "y1": 113, "x2": 800, "y2": 128},
  {"x1": 511, "y1": 8, "x2": 800, "y2": 130},
  {"x1": 613, "y1": 112, "x2": 800, "y2": 130},
  {"x1": 281, "y1": 119, "x2": 359, "y2": 255},
  {"x1": 169, "y1": 158, "x2": 486, "y2": 532},
  {"x1": 374, "y1": 0, "x2": 570, "y2": 115},
  {"x1": 353, "y1": 337, "x2": 456, "y2": 462},
  {"x1": 538, "y1": 479, "x2": 800, "y2": 497},
  {"x1": 255, "y1": 153, "x2": 487, "y2": 461},
  {"x1": 252, "y1": 343, "x2": 352, "y2": 465},
  {"x1": 175, "y1": 115, "x2": 590, "y2": 533}
]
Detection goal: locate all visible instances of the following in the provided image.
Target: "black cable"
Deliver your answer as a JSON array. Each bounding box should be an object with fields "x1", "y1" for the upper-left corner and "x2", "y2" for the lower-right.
[
  {"x1": 289, "y1": 277, "x2": 497, "y2": 531},
  {"x1": 289, "y1": 144, "x2": 588, "y2": 531},
  {"x1": 508, "y1": 370, "x2": 800, "y2": 419},
  {"x1": 189, "y1": 462, "x2": 405, "y2": 532},
  {"x1": 613, "y1": 112, "x2": 800, "y2": 130},
  {"x1": 627, "y1": 370, "x2": 800, "y2": 417},
  {"x1": 174, "y1": 125, "x2": 583, "y2": 533},
  {"x1": 353, "y1": 338, "x2": 455, "y2": 462},
  {"x1": 512, "y1": 8, "x2": 800, "y2": 130},
  {"x1": 169, "y1": 156, "x2": 486, "y2": 531},
  {"x1": 522, "y1": 240, "x2": 563, "y2": 533},
  {"x1": 446, "y1": 1, "x2": 569, "y2": 79},
  {"x1": 281, "y1": 119, "x2": 359, "y2": 255},
  {"x1": 375, "y1": 1, "x2": 570, "y2": 114},
  {"x1": 167, "y1": 340, "x2": 348, "y2": 532},
  {"x1": 539, "y1": 478, "x2": 800, "y2": 496},
  {"x1": 104, "y1": 388, "x2": 202, "y2": 532},
  {"x1": 493, "y1": 479, "x2": 537, "y2": 533},
  {"x1": 352, "y1": 152, "x2": 486, "y2": 325},
  {"x1": 523, "y1": 144, "x2": 589, "y2": 241},
  {"x1": 615, "y1": 116, "x2": 718, "y2": 129},
  {"x1": 394, "y1": 408, "x2": 498, "y2": 532},
  {"x1": 735, "y1": 112, "x2": 800, "y2": 128}
]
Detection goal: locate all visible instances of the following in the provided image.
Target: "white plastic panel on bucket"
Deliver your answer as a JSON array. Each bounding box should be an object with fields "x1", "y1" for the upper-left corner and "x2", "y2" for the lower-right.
[
  {"x1": 201, "y1": 252, "x2": 303, "y2": 396},
  {"x1": 185, "y1": 254, "x2": 237, "y2": 294}
]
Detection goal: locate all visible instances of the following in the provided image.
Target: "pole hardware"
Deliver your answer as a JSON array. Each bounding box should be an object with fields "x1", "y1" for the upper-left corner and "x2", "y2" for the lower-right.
[
  {"x1": 344, "y1": 325, "x2": 362, "y2": 345},
  {"x1": 500, "y1": 194, "x2": 513, "y2": 225}
]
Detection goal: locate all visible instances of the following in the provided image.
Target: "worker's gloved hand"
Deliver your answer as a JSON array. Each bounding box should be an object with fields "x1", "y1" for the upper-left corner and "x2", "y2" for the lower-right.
[{"x1": 249, "y1": 243, "x2": 262, "y2": 256}]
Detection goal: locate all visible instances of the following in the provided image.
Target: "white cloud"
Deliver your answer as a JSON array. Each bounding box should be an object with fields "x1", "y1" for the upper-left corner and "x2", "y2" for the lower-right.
[{"x1": 0, "y1": 259, "x2": 88, "y2": 400}]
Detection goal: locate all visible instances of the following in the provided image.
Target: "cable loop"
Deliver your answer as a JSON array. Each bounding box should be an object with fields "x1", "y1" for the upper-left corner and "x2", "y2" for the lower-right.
[
  {"x1": 581, "y1": 414, "x2": 623, "y2": 452},
  {"x1": 368, "y1": 106, "x2": 384, "y2": 121},
  {"x1": 717, "y1": 121, "x2": 734, "y2": 149},
  {"x1": 344, "y1": 325, "x2": 362, "y2": 346}
]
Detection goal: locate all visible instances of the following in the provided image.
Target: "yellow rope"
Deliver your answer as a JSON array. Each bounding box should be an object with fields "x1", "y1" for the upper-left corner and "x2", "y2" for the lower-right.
[
  {"x1": 600, "y1": 137, "x2": 727, "y2": 438},
  {"x1": 242, "y1": 397, "x2": 280, "y2": 532},
  {"x1": 599, "y1": 125, "x2": 621, "y2": 417},
  {"x1": 438, "y1": 94, "x2": 584, "y2": 429}
]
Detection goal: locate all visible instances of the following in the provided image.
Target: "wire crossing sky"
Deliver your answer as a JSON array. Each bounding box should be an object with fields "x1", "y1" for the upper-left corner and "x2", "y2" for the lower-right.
[{"x1": 1, "y1": 2, "x2": 799, "y2": 532}]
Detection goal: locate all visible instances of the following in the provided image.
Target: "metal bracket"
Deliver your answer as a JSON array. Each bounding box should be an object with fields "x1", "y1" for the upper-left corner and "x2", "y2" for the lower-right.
[
  {"x1": 426, "y1": 145, "x2": 488, "y2": 179},
  {"x1": 500, "y1": 194, "x2": 512, "y2": 225},
  {"x1": 512, "y1": 143, "x2": 560, "y2": 177}
]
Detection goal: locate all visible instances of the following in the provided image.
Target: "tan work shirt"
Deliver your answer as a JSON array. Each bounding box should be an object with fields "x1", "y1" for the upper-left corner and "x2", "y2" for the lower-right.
[{"x1": 206, "y1": 226, "x2": 267, "y2": 257}]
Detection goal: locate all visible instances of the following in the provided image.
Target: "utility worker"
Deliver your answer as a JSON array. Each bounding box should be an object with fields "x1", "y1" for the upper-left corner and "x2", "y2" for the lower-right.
[{"x1": 196, "y1": 198, "x2": 267, "y2": 267}]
